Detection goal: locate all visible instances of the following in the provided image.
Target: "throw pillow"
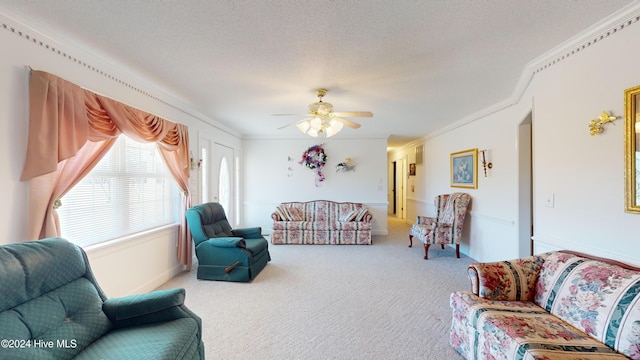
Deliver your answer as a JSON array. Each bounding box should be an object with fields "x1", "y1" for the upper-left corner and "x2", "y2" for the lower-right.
[
  {"x1": 354, "y1": 207, "x2": 369, "y2": 221},
  {"x1": 288, "y1": 207, "x2": 304, "y2": 221},
  {"x1": 339, "y1": 210, "x2": 357, "y2": 222},
  {"x1": 275, "y1": 206, "x2": 291, "y2": 221}
]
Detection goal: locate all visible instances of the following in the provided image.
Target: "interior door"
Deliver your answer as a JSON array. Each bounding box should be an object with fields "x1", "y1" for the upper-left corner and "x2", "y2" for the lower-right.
[
  {"x1": 200, "y1": 139, "x2": 235, "y2": 225},
  {"x1": 395, "y1": 158, "x2": 407, "y2": 219}
]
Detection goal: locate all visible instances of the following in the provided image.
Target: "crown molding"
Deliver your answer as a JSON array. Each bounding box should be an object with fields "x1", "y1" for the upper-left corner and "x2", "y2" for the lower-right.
[
  {"x1": 0, "y1": 7, "x2": 241, "y2": 138},
  {"x1": 422, "y1": 1, "x2": 640, "y2": 141}
]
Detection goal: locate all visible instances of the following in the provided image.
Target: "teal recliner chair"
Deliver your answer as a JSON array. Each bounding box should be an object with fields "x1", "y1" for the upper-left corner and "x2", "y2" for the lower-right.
[
  {"x1": 0, "y1": 237, "x2": 204, "y2": 360},
  {"x1": 186, "y1": 202, "x2": 271, "y2": 282}
]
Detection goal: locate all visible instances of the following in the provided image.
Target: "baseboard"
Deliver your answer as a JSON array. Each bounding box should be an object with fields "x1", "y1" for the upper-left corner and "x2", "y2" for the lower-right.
[
  {"x1": 130, "y1": 263, "x2": 186, "y2": 294},
  {"x1": 532, "y1": 235, "x2": 640, "y2": 267}
]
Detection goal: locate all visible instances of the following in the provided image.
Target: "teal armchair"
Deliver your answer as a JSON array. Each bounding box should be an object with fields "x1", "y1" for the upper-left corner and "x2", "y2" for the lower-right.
[
  {"x1": 0, "y1": 237, "x2": 204, "y2": 360},
  {"x1": 185, "y1": 202, "x2": 271, "y2": 281}
]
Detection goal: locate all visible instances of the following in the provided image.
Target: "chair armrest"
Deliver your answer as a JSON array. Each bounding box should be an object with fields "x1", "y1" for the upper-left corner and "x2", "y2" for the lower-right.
[
  {"x1": 416, "y1": 216, "x2": 435, "y2": 225},
  {"x1": 207, "y1": 237, "x2": 246, "y2": 248},
  {"x1": 271, "y1": 213, "x2": 282, "y2": 221},
  {"x1": 103, "y1": 288, "x2": 202, "y2": 330},
  {"x1": 467, "y1": 254, "x2": 547, "y2": 301},
  {"x1": 232, "y1": 227, "x2": 263, "y2": 239}
]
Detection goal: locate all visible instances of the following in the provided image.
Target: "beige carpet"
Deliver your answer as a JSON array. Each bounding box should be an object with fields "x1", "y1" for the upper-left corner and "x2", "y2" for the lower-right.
[{"x1": 157, "y1": 217, "x2": 471, "y2": 359}]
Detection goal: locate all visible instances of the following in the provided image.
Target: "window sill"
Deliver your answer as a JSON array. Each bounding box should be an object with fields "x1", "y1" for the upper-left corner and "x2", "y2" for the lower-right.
[{"x1": 83, "y1": 223, "x2": 180, "y2": 255}]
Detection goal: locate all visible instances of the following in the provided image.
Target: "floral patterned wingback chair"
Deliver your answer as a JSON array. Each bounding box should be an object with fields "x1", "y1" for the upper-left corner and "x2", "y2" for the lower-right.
[{"x1": 409, "y1": 193, "x2": 471, "y2": 260}]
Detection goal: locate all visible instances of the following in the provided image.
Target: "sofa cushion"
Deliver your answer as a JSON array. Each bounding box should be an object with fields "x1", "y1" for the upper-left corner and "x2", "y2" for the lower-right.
[
  {"x1": 75, "y1": 318, "x2": 200, "y2": 360},
  {"x1": 272, "y1": 221, "x2": 331, "y2": 231},
  {"x1": 450, "y1": 291, "x2": 629, "y2": 360},
  {"x1": 535, "y1": 252, "x2": 640, "y2": 355},
  {"x1": 479, "y1": 307, "x2": 627, "y2": 359},
  {"x1": 334, "y1": 221, "x2": 372, "y2": 231}
]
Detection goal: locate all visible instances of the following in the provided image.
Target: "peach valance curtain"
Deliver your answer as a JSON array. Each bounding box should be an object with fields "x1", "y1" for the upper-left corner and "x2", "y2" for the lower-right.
[{"x1": 21, "y1": 70, "x2": 193, "y2": 270}]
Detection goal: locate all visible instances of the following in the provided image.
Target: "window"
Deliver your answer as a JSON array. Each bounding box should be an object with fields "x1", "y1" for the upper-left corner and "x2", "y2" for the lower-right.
[{"x1": 58, "y1": 135, "x2": 180, "y2": 247}]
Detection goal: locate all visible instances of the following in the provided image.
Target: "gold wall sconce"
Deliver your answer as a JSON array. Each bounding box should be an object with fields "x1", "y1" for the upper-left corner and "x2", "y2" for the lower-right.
[
  {"x1": 190, "y1": 151, "x2": 202, "y2": 170},
  {"x1": 589, "y1": 111, "x2": 618, "y2": 135},
  {"x1": 479, "y1": 149, "x2": 493, "y2": 177}
]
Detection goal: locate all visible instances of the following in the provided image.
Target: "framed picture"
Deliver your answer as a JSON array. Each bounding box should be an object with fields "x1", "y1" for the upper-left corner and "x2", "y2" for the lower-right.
[
  {"x1": 409, "y1": 163, "x2": 416, "y2": 176},
  {"x1": 450, "y1": 148, "x2": 478, "y2": 189}
]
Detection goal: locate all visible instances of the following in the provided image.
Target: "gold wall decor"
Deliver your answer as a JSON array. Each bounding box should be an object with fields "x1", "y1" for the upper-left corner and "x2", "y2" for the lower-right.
[
  {"x1": 589, "y1": 111, "x2": 618, "y2": 135},
  {"x1": 624, "y1": 86, "x2": 640, "y2": 213},
  {"x1": 450, "y1": 148, "x2": 478, "y2": 189},
  {"x1": 479, "y1": 149, "x2": 493, "y2": 177}
]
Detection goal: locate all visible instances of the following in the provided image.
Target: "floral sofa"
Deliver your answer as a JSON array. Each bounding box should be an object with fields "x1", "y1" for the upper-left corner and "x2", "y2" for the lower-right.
[
  {"x1": 450, "y1": 251, "x2": 640, "y2": 359},
  {"x1": 271, "y1": 200, "x2": 372, "y2": 245}
]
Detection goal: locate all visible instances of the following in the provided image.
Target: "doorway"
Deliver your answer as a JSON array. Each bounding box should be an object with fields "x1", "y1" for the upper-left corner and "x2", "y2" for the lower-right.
[
  {"x1": 518, "y1": 112, "x2": 533, "y2": 257},
  {"x1": 200, "y1": 138, "x2": 236, "y2": 226},
  {"x1": 393, "y1": 157, "x2": 407, "y2": 220},
  {"x1": 391, "y1": 161, "x2": 397, "y2": 214}
]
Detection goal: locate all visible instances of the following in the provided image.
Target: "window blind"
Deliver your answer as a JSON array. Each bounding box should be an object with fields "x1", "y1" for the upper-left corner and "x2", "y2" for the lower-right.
[{"x1": 58, "y1": 135, "x2": 179, "y2": 247}]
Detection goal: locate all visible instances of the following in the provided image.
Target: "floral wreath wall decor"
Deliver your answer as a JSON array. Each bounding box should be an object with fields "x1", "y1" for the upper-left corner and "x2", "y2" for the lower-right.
[{"x1": 299, "y1": 143, "x2": 327, "y2": 186}]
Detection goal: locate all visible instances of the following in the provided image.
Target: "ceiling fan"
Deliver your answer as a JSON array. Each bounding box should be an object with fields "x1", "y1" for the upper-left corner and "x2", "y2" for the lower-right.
[{"x1": 275, "y1": 88, "x2": 373, "y2": 137}]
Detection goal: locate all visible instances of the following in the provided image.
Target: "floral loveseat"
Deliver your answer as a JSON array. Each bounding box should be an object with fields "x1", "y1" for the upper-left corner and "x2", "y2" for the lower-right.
[
  {"x1": 271, "y1": 200, "x2": 372, "y2": 245},
  {"x1": 450, "y1": 251, "x2": 640, "y2": 359}
]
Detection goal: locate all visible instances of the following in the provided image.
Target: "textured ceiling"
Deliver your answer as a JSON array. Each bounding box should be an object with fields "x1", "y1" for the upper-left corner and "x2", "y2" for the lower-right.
[{"x1": 0, "y1": 0, "x2": 635, "y2": 147}]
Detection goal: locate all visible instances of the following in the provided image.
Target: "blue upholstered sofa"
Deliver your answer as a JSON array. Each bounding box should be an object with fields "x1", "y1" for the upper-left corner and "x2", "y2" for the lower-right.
[{"x1": 0, "y1": 237, "x2": 204, "y2": 360}]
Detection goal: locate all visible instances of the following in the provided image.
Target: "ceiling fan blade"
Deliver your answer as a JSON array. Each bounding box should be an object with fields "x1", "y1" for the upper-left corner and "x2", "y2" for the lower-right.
[
  {"x1": 278, "y1": 118, "x2": 310, "y2": 130},
  {"x1": 335, "y1": 118, "x2": 361, "y2": 129},
  {"x1": 277, "y1": 121, "x2": 297, "y2": 130},
  {"x1": 333, "y1": 111, "x2": 373, "y2": 118}
]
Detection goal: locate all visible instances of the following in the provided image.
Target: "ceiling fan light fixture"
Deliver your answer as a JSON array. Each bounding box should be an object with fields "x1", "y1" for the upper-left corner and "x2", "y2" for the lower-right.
[
  {"x1": 309, "y1": 102, "x2": 333, "y2": 117},
  {"x1": 278, "y1": 88, "x2": 372, "y2": 138},
  {"x1": 296, "y1": 120, "x2": 311, "y2": 133},
  {"x1": 310, "y1": 117, "x2": 323, "y2": 130},
  {"x1": 325, "y1": 119, "x2": 344, "y2": 137}
]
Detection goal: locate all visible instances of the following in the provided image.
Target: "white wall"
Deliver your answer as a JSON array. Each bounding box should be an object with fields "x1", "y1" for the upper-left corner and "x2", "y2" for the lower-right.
[
  {"x1": 390, "y1": 6, "x2": 640, "y2": 266},
  {"x1": 531, "y1": 17, "x2": 640, "y2": 265},
  {"x1": 243, "y1": 138, "x2": 389, "y2": 235},
  {"x1": 3, "y1": 2, "x2": 640, "y2": 299},
  {"x1": 0, "y1": 11, "x2": 241, "y2": 296},
  {"x1": 390, "y1": 103, "x2": 527, "y2": 262}
]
